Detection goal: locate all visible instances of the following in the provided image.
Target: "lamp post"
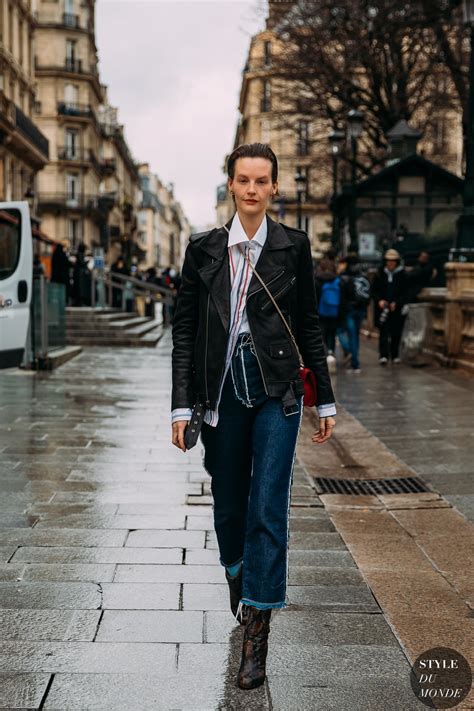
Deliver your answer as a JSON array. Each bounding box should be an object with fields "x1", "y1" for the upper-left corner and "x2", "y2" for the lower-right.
[
  {"x1": 452, "y1": 0, "x2": 474, "y2": 261},
  {"x1": 347, "y1": 109, "x2": 364, "y2": 253},
  {"x1": 328, "y1": 129, "x2": 344, "y2": 252},
  {"x1": 294, "y1": 170, "x2": 306, "y2": 229}
]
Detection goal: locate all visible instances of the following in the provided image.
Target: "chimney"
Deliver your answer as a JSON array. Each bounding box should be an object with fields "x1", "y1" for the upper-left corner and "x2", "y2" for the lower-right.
[
  {"x1": 386, "y1": 120, "x2": 422, "y2": 162},
  {"x1": 266, "y1": 0, "x2": 295, "y2": 29}
]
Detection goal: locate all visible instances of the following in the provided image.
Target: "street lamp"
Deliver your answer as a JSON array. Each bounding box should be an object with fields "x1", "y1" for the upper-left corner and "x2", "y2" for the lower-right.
[
  {"x1": 347, "y1": 109, "x2": 364, "y2": 253},
  {"x1": 452, "y1": 0, "x2": 474, "y2": 261},
  {"x1": 294, "y1": 170, "x2": 307, "y2": 229},
  {"x1": 328, "y1": 129, "x2": 345, "y2": 251}
]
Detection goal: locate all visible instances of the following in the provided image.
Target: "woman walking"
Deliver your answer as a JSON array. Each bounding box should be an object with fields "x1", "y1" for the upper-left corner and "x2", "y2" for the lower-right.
[{"x1": 171, "y1": 143, "x2": 336, "y2": 690}]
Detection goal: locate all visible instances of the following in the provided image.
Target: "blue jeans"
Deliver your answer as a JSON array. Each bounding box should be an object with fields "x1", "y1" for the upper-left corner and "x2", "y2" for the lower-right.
[
  {"x1": 200, "y1": 333, "x2": 303, "y2": 610},
  {"x1": 337, "y1": 307, "x2": 366, "y2": 369}
]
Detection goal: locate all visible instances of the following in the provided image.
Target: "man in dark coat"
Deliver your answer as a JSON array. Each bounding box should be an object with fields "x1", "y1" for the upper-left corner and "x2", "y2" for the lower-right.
[
  {"x1": 51, "y1": 243, "x2": 71, "y2": 304},
  {"x1": 72, "y1": 244, "x2": 91, "y2": 307},
  {"x1": 372, "y1": 249, "x2": 407, "y2": 365},
  {"x1": 405, "y1": 250, "x2": 434, "y2": 303}
]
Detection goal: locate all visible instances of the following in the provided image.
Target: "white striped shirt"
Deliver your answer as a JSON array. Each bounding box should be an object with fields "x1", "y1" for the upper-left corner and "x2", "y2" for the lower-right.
[{"x1": 171, "y1": 212, "x2": 336, "y2": 426}]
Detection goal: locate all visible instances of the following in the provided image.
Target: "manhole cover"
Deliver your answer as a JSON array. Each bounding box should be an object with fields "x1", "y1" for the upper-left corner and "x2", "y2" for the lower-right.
[{"x1": 314, "y1": 476, "x2": 430, "y2": 495}]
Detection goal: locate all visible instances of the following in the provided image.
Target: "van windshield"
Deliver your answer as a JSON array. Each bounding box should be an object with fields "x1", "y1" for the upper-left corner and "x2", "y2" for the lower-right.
[{"x1": 0, "y1": 209, "x2": 21, "y2": 281}]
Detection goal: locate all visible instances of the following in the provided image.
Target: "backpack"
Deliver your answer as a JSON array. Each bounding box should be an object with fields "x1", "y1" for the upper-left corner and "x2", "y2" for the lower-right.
[
  {"x1": 319, "y1": 277, "x2": 341, "y2": 318},
  {"x1": 351, "y1": 275, "x2": 371, "y2": 307}
]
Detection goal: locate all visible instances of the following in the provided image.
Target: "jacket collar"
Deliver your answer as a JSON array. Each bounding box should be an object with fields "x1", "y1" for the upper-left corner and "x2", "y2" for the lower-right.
[
  {"x1": 197, "y1": 213, "x2": 293, "y2": 331},
  {"x1": 198, "y1": 213, "x2": 292, "y2": 260}
]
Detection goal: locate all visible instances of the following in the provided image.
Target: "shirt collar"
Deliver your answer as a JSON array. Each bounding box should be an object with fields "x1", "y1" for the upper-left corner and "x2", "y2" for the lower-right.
[{"x1": 227, "y1": 212, "x2": 267, "y2": 248}]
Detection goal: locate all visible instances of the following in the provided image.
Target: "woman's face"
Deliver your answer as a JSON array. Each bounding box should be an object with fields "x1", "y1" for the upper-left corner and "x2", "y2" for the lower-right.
[{"x1": 228, "y1": 157, "x2": 277, "y2": 219}]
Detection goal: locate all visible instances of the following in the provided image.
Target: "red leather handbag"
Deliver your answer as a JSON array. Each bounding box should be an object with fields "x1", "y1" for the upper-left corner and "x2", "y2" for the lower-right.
[{"x1": 239, "y1": 245, "x2": 318, "y2": 407}]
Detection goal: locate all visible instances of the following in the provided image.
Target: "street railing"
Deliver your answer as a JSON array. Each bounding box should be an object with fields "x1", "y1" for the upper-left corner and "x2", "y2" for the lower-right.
[{"x1": 91, "y1": 269, "x2": 176, "y2": 311}]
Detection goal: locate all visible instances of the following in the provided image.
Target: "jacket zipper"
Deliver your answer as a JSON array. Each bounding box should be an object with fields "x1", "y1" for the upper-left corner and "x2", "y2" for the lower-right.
[
  {"x1": 204, "y1": 291, "x2": 210, "y2": 405},
  {"x1": 260, "y1": 275, "x2": 296, "y2": 311}
]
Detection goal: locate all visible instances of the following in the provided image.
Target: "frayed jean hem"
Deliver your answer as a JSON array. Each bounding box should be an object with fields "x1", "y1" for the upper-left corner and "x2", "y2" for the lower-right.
[
  {"x1": 220, "y1": 555, "x2": 243, "y2": 568},
  {"x1": 240, "y1": 597, "x2": 287, "y2": 610}
]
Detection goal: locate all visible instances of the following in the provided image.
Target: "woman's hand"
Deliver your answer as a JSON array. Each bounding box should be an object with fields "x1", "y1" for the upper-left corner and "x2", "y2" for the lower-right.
[
  {"x1": 312, "y1": 416, "x2": 336, "y2": 444},
  {"x1": 172, "y1": 420, "x2": 190, "y2": 452}
]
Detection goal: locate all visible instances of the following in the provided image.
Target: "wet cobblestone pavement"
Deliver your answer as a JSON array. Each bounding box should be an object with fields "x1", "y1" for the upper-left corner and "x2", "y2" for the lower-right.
[{"x1": 0, "y1": 332, "x2": 471, "y2": 709}]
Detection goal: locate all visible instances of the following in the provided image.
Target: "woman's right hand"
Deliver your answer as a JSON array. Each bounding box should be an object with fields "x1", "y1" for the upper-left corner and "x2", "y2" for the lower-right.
[{"x1": 172, "y1": 420, "x2": 190, "y2": 452}]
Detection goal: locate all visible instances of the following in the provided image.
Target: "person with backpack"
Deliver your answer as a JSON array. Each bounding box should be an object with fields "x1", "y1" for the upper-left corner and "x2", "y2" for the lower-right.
[
  {"x1": 315, "y1": 257, "x2": 342, "y2": 373},
  {"x1": 337, "y1": 253, "x2": 371, "y2": 373}
]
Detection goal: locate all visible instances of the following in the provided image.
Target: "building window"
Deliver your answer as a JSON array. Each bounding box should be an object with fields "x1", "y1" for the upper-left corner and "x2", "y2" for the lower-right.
[
  {"x1": 68, "y1": 218, "x2": 79, "y2": 248},
  {"x1": 295, "y1": 165, "x2": 309, "y2": 201},
  {"x1": 66, "y1": 173, "x2": 79, "y2": 203},
  {"x1": 66, "y1": 39, "x2": 76, "y2": 68},
  {"x1": 8, "y1": 4, "x2": 13, "y2": 53},
  {"x1": 261, "y1": 79, "x2": 271, "y2": 113},
  {"x1": 18, "y1": 18, "x2": 24, "y2": 67},
  {"x1": 296, "y1": 120, "x2": 309, "y2": 156},
  {"x1": 65, "y1": 129, "x2": 78, "y2": 158},
  {"x1": 263, "y1": 40, "x2": 271, "y2": 66},
  {"x1": 169, "y1": 233, "x2": 175, "y2": 265},
  {"x1": 64, "y1": 83, "x2": 78, "y2": 107}
]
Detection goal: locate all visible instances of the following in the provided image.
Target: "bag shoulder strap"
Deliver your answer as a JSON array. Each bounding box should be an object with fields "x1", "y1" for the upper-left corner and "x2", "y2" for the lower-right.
[{"x1": 223, "y1": 225, "x2": 304, "y2": 368}]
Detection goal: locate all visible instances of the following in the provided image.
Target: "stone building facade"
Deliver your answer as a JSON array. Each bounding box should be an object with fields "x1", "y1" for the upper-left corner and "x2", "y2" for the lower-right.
[
  {"x1": 138, "y1": 163, "x2": 191, "y2": 270},
  {"x1": 0, "y1": 0, "x2": 49, "y2": 203},
  {"x1": 219, "y1": 1, "x2": 464, "y2": 256}
]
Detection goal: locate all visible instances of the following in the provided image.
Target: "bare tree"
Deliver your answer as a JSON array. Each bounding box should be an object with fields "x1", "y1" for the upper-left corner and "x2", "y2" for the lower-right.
[{"x1": 269, "y1": 0, "x2": 469, "y2": 177}]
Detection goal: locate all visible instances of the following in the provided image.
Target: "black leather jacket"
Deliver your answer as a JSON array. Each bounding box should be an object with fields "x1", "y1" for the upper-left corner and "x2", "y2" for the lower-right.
[{"x1": 171, "y1": 214, "x2": 335, "y2": 413}]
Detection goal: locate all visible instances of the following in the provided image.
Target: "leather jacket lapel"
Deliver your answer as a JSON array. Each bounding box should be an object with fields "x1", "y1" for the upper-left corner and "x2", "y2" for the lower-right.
[
  {"x1": 247, "y1": 215, "x2": 293, "y2": 298},
  {"x1": 197, "y1": 225, "x2": 230, "y2": 331}
]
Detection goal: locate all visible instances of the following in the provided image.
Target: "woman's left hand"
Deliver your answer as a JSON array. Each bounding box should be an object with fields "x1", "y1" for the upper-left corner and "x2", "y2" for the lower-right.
[{"x1": 312, "y1": 416, "x2": 336, "y2": 444}]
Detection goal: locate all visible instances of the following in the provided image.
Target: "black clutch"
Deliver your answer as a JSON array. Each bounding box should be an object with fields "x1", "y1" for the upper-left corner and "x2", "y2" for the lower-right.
[{"x1": 183, "y1": 401, "x2": 206, "y2": 450}]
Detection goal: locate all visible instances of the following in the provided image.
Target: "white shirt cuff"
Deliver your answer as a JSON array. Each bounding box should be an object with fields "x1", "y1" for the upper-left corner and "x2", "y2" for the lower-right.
[
  {"x1": 171, "y1": 408, "x2": 193, "y2": 423},
  {"x1": 316, "y1": 403, "x2": 337, "y2": 418}
]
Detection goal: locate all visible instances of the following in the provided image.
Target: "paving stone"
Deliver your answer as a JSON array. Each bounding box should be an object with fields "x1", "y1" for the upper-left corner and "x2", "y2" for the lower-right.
[
  {"x1": 20, "y1": 563, "x2": 116, "y2": 582},
  {"x1": 11, "y1": 545, "x2": 182, "y2": 565},
  {"x1": 0, "y1": 528, "x2": 128, "y2": 547},
  {"x1": 287, "y1": 584, "x2": 379, "y2": 612},
  {"x1": 270, "y1": 610, "x2": 399, "y2": 646},
  {"x1": 0, "y1": 582, "x2": 102, "y2": 609},
  {"x1": 34, "y1": 513, "x2": 187, "y2": 529},
  {"x1": 125, "y1": 529, "x2": 205, "y2": 548},
  {"x1": 289, "y1": 517, "x2": 336, "y2": 532},
  {"x1": 114, "y1": 564, "x2": 224, "y2": 584},
  {"x1": 268, "y1": 676, "x2": 425, "y2": 710},
  {"x1": 289, "y1": 565, "x2": 367, "y2": 586},
  {"x1": 0, "y1": 641, "x2": 175, "y2": 674},
  {"x1": 101, "y1": 583, "x2": 180, "y2": 609},
  {"x1": 182, "y1": 584, "x2": 229, "y2": 611},
  {"x1": 0, "y1": 564, "x2": 24, "y2": 581},
  {"x1": 96, "y1": 610, "x2": 203, "y2": 643},
  {"x1": 43, "y1": 672, "x2": 270, "y2": 710},
  {"x1": 0, "y1": 673, "x2": 52, "y2": 708},
  {"x1": 185, "y1": 549, "x2": 220, "y2": 565},
  {"x1": 0, "y1": 609, "x2": 101, "y2": 641},
  {"x1": 185, "y1": 515, "x2": 214, "y2": 530},
  {"x1": 289, "y1": 532, "x2": 346, "y2": 549},
  {"x1": 204, "y1": 611, "x2": 241, "y2": 643}
]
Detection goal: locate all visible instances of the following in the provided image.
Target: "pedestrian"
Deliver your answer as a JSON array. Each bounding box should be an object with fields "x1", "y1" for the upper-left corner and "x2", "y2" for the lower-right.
[
  {"x1": 337, "y1": 254, "x2": 371, "y2": 373},
  {"x1": 71, "y1": 243, "x2": 91, "y2": 307},
  {"x1": 51, "y1": 243, "x2": 71, "y2": 304},
  {"x1": 372, "y1": 248, "x2": 407, "y2": 365},
  {"x1": 315, "y1": 256, "x2": 342, "y2": 373},
  {"x1": 405, "y1": 250, "x2": 434, "y2": 303},
  {"x1": 110, "y1": 256, "x2": 128, "y2": 309},
  {"x1": 171, "y1": 143, "x2": 336, "y2": 691}
]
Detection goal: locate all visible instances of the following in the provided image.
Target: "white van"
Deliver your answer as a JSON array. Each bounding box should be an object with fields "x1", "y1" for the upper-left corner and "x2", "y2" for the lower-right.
[{"x1": 0, "y1": 201, "x2": 32, "y2": 368}]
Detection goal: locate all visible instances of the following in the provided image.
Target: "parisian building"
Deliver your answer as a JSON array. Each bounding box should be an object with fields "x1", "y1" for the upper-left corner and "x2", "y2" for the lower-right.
[
  {"x1": 137, "y1": 163, "x2": 191, "y2": 270},
  {"x1": 0, "y1": 0, "x2": 49, "y2": 204},
  {"x1": 218, "y1": 0, "x2": 464, "y2": 256}
]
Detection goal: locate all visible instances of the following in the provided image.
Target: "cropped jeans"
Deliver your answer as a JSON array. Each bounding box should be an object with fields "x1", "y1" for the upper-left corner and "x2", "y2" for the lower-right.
[{"x1": 200, "y1": 332, "x2": 303, "y2": 610}]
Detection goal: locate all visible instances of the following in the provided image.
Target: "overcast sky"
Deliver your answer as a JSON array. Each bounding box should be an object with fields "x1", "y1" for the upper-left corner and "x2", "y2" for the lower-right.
[{"x1": 95, "y1": 1, "x2": 265, "y2": 231}]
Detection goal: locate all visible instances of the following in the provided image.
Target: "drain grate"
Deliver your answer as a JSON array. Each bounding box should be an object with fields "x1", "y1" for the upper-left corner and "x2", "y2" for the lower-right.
[{"x1": 314, "y1": 476, "x2": 430, "y2": 496}]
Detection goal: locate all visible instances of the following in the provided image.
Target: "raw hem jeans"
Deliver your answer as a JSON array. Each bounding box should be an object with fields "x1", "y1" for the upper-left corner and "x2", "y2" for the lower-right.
[{"x1": 200, "y1": 332, "x2": 303, "y2": 610}]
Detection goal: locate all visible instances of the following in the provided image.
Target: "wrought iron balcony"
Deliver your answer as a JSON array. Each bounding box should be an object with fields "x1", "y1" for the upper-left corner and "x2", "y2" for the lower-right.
[
  {"x1": 37, "y1": 193, "x2": 99, "y2": 211},
  {"x1": 57, "y1": 102, "x2": 94, "y2": 119},
  {"x1": 64, "y1": 58, "x2": 83, "y2": 73},
  {"x1": 63, "y1": 12, "x2": 80, "y2": 28},
  {"x1": 57, "y1": 146, "x2": 86, "y2": 161},
  {"x1": 14, "y1": 104, "x2": 49, "y2": 158}
]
